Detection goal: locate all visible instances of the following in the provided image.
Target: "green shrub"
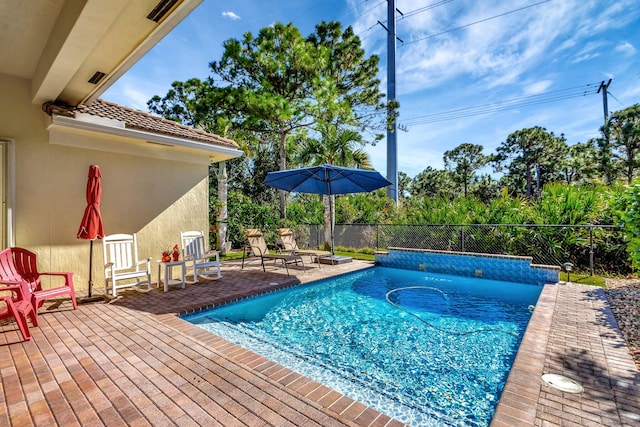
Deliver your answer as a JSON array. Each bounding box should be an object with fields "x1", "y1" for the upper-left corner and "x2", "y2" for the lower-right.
[{"x1": 613, "y1": 180, "x2": 640, "y2": 271}]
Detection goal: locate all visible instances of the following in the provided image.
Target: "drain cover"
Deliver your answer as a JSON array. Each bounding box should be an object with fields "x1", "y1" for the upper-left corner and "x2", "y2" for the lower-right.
[{"x1": 542, "y1": 374, "x2": 584, "y2": 393}]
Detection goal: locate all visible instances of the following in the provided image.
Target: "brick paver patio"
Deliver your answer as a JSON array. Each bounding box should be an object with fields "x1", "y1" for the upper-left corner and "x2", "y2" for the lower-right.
[{"x1": 1, "y1": 258, "x2": 639, "y2": 426}]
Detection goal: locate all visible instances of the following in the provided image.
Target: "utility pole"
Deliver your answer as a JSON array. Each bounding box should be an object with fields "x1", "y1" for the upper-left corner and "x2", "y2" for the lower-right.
[
  {"x1": 593, "y1": 79, "x2": 612, "y2": 274},
  {"x1": 597, "y1": 79, "x2": 612, "y2": 124},
  {"x1": 386, "y1": 0, "x2": 398, "y2": 204},
  {"x1": 597, "y1": 79, "x2": 613, "y2": 185}
]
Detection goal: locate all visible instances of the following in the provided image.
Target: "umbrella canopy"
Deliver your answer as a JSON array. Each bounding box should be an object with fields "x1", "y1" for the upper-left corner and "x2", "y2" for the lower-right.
[
  {"x1": 263, "y1": 164, "x2": 392, "y2": 196},
  {"x1": 77, "y1": 165, "x2": 104, "y2": 240},
  {"x1": 264, "y1": 164, "x2": 391, "y2": 258},
  {"x1": 77, "y1": 165, "x2": 104, "y2": 298}
]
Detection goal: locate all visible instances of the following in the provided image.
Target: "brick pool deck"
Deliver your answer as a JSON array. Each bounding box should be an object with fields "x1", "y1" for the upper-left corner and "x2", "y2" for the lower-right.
[{"x1": 1, "y1": 259, "x2": 639, "y2": 426}]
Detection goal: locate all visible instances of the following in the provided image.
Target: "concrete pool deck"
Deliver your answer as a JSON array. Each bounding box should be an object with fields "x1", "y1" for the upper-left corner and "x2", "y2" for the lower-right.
[{"x1": 1, "y1": 259, "x2": 639, "y2": 426}]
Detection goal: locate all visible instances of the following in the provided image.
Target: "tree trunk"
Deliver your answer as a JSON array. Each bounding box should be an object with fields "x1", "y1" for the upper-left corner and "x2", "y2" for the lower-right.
[
  {"x1": 216, "y1": 161, "x2": 228, "y2": 255},
  {"x1": 525, "y1": 163, "x2": 532, "y2": 200},
  {"x1": 323, "y1": 194, "x2": 332, "y2": 250},
  {"x1": 279, "y1": 132, "x2": 287, "y2": 219},
  {"x1": 627, "y1": 146, "x2": 634, "y2": 184}
]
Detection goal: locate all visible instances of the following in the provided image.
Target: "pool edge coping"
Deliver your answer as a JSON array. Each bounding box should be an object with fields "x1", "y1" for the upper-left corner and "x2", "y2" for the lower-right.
[{"x1": 490, "y1": 283, "x2": 557, "y2": 426}]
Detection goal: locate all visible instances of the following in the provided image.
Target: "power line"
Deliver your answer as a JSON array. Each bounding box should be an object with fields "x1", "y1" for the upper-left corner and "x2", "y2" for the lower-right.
[
  {"x1": 400, "y1": 83, "x2": 600, "y2": 127},
  {"x1": 400, "y1": 0, "x2": 552, "y2": 47},
  {"x1": 359, "y1": 0, "x2": 455, "y2": 40},
  {"x1": 352, "y1": 0, "x2": 387, "y2": 20},
  {"x1": 399, "y1": 0, "x2": 457, "y2": 20}
]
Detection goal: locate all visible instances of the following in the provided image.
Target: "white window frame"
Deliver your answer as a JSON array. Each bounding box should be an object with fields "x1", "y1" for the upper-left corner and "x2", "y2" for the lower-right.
[{"x1": 0, "y1": 138, "x2": 15, "y2": 248}]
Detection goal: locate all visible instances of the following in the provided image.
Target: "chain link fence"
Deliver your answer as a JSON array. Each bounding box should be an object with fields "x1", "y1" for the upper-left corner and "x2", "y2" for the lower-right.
[{"x1": 288, "y1": 223, "x2": 627, "y2": 274}]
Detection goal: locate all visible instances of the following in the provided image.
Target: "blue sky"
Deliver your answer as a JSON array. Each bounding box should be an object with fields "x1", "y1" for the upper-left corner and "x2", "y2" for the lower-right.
[{"x1": 103, "y1": 0, "x2": 640, "y2": 178}]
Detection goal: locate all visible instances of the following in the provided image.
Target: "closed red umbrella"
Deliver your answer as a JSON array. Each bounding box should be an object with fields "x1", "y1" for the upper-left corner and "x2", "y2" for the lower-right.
[{"x1": 77, "y1": 165, "x2": 104, "y2": 298}]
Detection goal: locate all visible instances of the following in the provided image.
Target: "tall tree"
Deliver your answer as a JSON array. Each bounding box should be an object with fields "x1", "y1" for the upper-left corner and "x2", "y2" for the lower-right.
[
  {"x1": 605, "y1": 104, "x2": 640, "y2": 184},
  {"x1": 560, "y1": 141, "x2": 599, "y2": 184},
  {"x1": 208, "y1": 21, "x2": 391, "y2": 219},
  {"x1": 210, "y1": 22, "x2": 317, "y2": 218},
  {"x1": 148, "y1": 21, "x2": 392, "y2": 232},
  {"x1": 397, "y1": 171, "x2": 411, "y2": 200},
  {"x1": 148, "y1": 78, "x2": 229, "y2": 132},
  {"x1": 469, "y1": 174, "x2": 501, "y2": 202},
  {"x1": 410, "y1": 167, "x2": 455, "y2": 199},
  {"x1": 307, "y1": 21, "x2": 390, "y2": 141},
  {"x1": 443, "y1": 143, "x2": 490, "y2": 197},
  {"x1": 594, "y1": 136, "x2": 617, "y2": 184},
  {"x1": 493, "y1": 127, "x2": 567, "y2": 199}
]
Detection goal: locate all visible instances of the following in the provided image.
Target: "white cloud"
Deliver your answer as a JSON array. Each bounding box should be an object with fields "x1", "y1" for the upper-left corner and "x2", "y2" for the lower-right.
[
  {"x1": 222, "y1": 11, "x2": 241, "y2": 20},
  {"x1": 615, "y1": 41, "x2": 636, "y2": 55},
  {"x1": 568, "y1": 40, "x2": 606, "y2": 63},
  {"x1": 571, "y1": 52, "x2": 600, "y2": 64},
  {"x1": 383, "y1": 0, "x2": 574, "y2": 96},
  {"x1": 523, "y1": 80, "x2": 553, "y2": 95}
]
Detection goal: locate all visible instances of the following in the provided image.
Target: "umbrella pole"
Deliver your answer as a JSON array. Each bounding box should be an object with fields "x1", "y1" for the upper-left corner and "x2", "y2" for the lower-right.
[
  {"x1": 79, "y1": 240, "x2": 105, "y2": 303},
  {"x1": 88, "y1": 240, "x2": 93, "y2": 297},
  {"x1": 330, "y1": 194, "x2": 335, "y2": 259}
]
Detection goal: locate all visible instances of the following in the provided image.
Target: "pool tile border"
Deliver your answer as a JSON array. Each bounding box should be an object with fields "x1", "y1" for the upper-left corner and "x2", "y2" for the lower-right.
[
  {"x1": 376, "y1": 247, "x2": 560, "y2": 285},
  {"x1": 490, "y1": 284, "x2": 556, "y2": 426}
]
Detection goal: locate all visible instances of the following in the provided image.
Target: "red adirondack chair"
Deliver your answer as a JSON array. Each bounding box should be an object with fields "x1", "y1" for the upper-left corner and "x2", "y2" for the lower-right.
[
  {"x1": 0, "y1": 250, "x2": 39, "y2": 341},
  {"x1": 0, "y1": 293, "x2": 37, "y2": 341},
  {"x1": 1, "y1": 248, "x2": 77, "y2": 313}
]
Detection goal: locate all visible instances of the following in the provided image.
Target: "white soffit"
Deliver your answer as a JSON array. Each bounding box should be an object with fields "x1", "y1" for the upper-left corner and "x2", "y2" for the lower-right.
[
  {"x1": 48, "y1": 114, "x2": 243, "y2": 162},
  {"x1": 31, "y1": 0, "x2": 130, "y2": 106},
  {"x1": 0, "y1": 0, "x2": 203, "y2": 106}
]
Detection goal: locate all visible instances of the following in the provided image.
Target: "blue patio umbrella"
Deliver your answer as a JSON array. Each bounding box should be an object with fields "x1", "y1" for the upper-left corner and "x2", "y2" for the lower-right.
[{"x1": 264, "y1": 164, "x2": 391, "y2": 258}]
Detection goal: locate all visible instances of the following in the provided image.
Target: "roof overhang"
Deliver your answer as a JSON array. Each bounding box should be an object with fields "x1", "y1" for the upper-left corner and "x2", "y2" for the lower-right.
[
  {"x1": 48, "y1": 114, "x2": 243, "y2": 164},
  {"x1": 0, "y1": 0, "x2": 203, "y2": 107}
]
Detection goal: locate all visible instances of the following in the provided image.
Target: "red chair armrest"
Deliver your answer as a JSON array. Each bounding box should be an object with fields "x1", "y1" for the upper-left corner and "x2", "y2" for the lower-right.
[
  {"x1": 39, "y1": 272, "x2": 74, "y2": 286},
  {"x1": 0, "y1": 283, "x2": 27, "y2": 298}
]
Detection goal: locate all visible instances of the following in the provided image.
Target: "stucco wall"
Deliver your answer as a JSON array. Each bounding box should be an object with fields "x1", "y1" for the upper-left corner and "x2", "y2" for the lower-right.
[{"x1": 0, "y1": 73, "x2": 212, "y2": 292}]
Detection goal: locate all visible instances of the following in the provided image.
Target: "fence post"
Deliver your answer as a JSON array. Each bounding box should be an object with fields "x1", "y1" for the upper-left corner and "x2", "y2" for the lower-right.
[
  {"x1": 460, "y1": 225, "x2": 465, "y2": 252},
  {"x1": 376, "y1": 224, "x2": 379, "y2": 250},
  {"x1": 589, "y1": 226, "x2": 594, "y2": 276}
]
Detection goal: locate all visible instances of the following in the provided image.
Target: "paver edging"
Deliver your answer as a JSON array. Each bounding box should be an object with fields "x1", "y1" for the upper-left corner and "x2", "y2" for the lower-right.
[{"x1": 490, "y1": 283, "x2": 558, "y2": 426}]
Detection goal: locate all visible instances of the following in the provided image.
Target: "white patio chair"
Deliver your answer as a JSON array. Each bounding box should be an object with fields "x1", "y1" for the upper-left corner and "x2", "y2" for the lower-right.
[
  {"x1": 180, "y1": 231, "x2": 222, "y2": 282},
  {"x1": 102, "y1": 233, "x2": 152, "y2": 297}
]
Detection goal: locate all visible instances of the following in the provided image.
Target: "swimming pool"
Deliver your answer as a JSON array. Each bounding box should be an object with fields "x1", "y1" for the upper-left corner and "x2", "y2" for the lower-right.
[{"x1": 184, "y1": 267, "x2": 542, "y2": 426}]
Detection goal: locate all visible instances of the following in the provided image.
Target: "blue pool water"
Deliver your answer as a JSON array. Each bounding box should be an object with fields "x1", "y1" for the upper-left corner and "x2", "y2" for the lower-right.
[{"x1": 183, "y1": 267, "x2": 542, "y2": 426}]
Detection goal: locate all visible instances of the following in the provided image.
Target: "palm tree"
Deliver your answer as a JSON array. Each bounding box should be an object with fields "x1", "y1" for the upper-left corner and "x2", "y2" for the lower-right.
[{"x1": 294, "y1": 122, "x2": 372, "y2": 247}]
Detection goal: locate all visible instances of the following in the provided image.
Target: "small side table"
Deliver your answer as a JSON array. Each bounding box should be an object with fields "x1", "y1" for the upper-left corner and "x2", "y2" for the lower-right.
[{"x1": 156, "y1": 259, "x2": 186, "y2": 292}]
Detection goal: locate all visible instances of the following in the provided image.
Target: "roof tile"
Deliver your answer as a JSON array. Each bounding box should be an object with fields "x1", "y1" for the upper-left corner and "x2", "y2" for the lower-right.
[{"x1": 76, "y1": 99, "x2": 239, "y2": 149}]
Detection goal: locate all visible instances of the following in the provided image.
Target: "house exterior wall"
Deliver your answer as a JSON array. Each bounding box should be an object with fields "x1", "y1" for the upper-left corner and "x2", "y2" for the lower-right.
[{"x1": 0, "y1": 73, "x2": 212, "y2": 292}]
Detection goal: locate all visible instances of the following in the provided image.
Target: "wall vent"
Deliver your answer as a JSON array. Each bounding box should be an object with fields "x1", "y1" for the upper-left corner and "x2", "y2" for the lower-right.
[
  {"x1": 146, "y1": 0, "x2": 180, "y2": 23},
  {"x1": 88, "y1": 71, "x2": 106, "y2": 84}
]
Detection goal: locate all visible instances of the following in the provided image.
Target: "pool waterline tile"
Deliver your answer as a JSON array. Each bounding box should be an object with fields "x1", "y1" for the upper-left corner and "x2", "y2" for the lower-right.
[{"x1": 376, "y1": 248, "x2": 560, "y2": 285}]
